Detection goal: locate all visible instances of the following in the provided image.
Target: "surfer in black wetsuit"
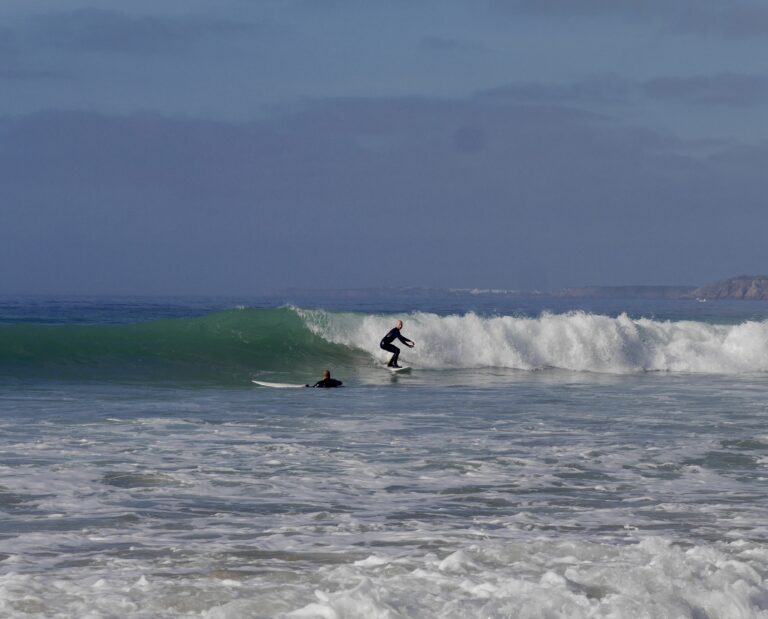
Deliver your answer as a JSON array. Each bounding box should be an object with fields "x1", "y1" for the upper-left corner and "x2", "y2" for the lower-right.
[
  {"x1": 308, "y1": 369, "x2": 343, "y2": 388},
  {"x1": 379, "y1": 320, "x2": 415, "y2": 368}
]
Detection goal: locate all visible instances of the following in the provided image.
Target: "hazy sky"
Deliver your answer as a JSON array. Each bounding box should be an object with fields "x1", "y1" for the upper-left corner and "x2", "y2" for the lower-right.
[{"x1": 2, "y1": 0, "x2": 768, "y2": 294}]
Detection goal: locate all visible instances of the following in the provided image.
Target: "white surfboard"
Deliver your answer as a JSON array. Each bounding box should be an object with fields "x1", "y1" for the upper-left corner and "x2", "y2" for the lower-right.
[
  {"x1": 252, "y1": 380, "x2": 306, "y2": 389},
  {"x1": 385, "y1": 365, "x2": 412, "y2": 373}
]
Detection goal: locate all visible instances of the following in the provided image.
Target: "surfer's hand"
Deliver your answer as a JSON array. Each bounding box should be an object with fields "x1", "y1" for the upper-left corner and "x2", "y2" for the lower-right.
[{"x1": 408, "y1": 341, "x2": 415, "y2": 348}]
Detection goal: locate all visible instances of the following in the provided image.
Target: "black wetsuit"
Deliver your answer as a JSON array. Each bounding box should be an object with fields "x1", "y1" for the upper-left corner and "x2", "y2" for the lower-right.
[
  {"x1": 380, "y1": 328, "x2": 412, "y2": 367},
  {"x1": 311, "y1": 378, "x2": 343, "y2": 388}
]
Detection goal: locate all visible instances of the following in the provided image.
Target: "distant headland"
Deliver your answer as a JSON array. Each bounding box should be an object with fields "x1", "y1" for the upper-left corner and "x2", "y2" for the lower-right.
[
  {"x1": 559, "y1": 275, "x2": 768, "y2": 300},
  {"x1": 686, "y1": 275, "x2": 768, "y2": 300},
  {"x1": 283, "y1": 275, "x2": 768, "y2": 301}
]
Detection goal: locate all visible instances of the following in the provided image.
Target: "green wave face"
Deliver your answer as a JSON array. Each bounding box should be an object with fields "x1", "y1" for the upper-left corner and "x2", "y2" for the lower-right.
[{"x1": 0, "y1": 308, "x2": 366, "y2": 384}]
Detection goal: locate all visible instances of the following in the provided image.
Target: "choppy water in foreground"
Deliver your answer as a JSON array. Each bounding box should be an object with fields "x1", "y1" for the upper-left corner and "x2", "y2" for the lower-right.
[{"x1": 1, "y1": 292, "x2": 768, "y2": 618}]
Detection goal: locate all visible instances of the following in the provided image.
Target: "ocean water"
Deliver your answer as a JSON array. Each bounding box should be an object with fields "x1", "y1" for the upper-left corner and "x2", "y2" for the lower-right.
[{"x1": 1, "y1": 291, "x2": 768, "y2": 618}]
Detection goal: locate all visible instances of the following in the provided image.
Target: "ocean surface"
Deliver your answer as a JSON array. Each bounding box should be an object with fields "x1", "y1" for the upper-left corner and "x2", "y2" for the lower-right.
[{"x1": 1, "y1": 290, "x2": 768, "y2": 618}]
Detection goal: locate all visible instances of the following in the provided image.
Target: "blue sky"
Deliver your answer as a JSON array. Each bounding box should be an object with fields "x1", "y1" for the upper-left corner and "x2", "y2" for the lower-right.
[{"x1": 2, "y1": 1, "x2": 768, "y2": 293}]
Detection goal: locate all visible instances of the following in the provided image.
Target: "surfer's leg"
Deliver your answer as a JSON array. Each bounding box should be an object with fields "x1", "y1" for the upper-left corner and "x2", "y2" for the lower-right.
[
  {"x1": 391, "y1": 347, "x2": 400, "y2": 367},
  {"x1": 380, "y1": 342, "x2": 400, "y2": 366}
]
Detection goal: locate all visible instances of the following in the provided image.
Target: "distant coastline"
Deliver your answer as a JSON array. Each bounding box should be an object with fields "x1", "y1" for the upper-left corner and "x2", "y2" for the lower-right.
[
  {"x1": 277, "y1": 275, "x2": 768, "y2": 301},
  {"x1": 558, "y1": 275, "x2": 768, "y2": 300},
  {"x1": 558, "y1": 285, "x2": 695, "y2": 300},
  {"x1": 685, "y1": 275, "x2": 768, "y2": 300}
]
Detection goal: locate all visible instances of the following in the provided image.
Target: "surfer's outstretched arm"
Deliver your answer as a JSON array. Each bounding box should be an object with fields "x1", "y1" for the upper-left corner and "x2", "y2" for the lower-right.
[{"x1": 397, "y1": 334, "x2": 414, "y2": 347}]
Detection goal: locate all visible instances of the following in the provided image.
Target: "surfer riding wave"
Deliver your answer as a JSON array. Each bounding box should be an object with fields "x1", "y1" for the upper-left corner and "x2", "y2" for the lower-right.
[{"x1": 380, "y1": 320, "x2": 414, "y2": 368}]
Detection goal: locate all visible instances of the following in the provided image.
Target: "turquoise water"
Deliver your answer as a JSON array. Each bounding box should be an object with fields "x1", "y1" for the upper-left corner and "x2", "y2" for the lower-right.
[{"x1": 1, "y1": 293, "x2": 768, "y2": 617}]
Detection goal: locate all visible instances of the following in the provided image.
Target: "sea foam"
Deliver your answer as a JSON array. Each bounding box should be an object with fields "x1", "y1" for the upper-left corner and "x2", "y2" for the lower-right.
[{"x1": 298, "y1": 309, "x2": 768, "y2": 374}]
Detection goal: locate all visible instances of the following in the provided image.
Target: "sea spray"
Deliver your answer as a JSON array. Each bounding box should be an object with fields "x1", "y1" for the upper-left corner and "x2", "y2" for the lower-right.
[{"x1": 297, "y1": 308, "x2": 768, "y2": 374}]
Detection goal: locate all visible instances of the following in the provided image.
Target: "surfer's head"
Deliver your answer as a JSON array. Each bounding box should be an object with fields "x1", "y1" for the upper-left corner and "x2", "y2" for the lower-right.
[
  {"x1": 322, "y1": 369, "x2": 331, "y2": 379},
  {"x1": 395, "y1": 320, "x2": 403, "y2": 329}
]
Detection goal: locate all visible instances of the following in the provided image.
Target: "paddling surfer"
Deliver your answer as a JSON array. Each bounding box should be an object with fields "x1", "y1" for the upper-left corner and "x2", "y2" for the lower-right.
[
  {"x1": 308, "y1": 369, "x2": 343, "y2": 388},
  {"x1": 379, "y1": 320, "x2": 414, "y2": 368}
]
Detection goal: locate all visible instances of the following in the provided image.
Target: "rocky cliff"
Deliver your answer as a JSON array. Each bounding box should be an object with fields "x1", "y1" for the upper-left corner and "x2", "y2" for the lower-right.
[
  {"x1": 689, "y1": 275, "x2": 768, "y2": 300},
  {"x1": 557, "y1": 276, "x2": 768, "y2": 300}
]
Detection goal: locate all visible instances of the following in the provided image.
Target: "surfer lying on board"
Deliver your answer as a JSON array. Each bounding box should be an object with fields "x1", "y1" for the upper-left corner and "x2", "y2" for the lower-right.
[
  {"x1": 379, "y1": 320, "x2": 415, "y2": 368},
  {"x1": 308, "y1": 369, "x2": 343, "y2": 388}
]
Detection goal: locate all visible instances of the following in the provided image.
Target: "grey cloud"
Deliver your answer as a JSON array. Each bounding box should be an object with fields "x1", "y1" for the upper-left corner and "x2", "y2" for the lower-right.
[
  {"x1": 484, "y1": 0, "x2": 768, "y2": 40},
  {"x1": 420, "y1": 36, "x2": 486, "y2": 53},
  {"x1": 478, "y1": 73, "x2": 768, "y2": 110},
  {"x1": 478, "y1": 76, "x2": 634, "y2": 106},
  {"x1": 29, "y1": 8, "x2": 257, "y2": 54},
  {"x1": 0, "y1": 67, "x2": 63, "y2": 80},
  {"x1": 643, "y1": 73, "x2": 768, "y2": 107},
  {"x1": 0, "y1": 96, "x2": 762, "y2": 294},
  {"x1": 0, "y1": 28, "x2": 65, "y2": 81},
  {"x1": 486, "y1": 0, "x2": 713, "y2": 19},
  {"x1": 490, "y1": 0, "x2": 642, "y2": 16},
  {"x1": 709, "y1": 140, "x2": 768, "y2": 173},
  {"x1": 673, "y1": 5, "x2": 768, "y2": 36}
]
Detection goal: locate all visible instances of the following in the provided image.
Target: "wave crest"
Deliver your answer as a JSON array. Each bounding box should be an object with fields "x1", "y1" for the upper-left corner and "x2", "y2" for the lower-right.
[
  {"x1": 3, "y1": 307, "x2": 766, "y2": 381},
  {"x1": 298, "y1": 309, "x2": 768, "y2": 374}
]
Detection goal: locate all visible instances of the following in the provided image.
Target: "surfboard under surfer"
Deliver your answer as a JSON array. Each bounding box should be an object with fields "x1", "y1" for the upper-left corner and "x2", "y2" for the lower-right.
[{"x1": 380, "y1": 320, "x2": 415, "y2": 368}]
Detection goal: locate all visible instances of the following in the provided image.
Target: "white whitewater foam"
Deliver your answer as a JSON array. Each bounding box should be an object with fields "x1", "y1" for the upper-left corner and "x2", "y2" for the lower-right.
[
  {"x1": 3, "y1": 380, "x2": 768, "y2": 617},
  {"x1": 297, "y1": 308, "x2": 768, "y2": 374},
  {"x1": 4, "y1": 537, "x2": 766, "y2": 618}
]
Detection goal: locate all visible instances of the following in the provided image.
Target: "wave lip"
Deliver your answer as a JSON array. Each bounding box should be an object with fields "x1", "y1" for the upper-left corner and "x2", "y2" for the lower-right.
[{"x1": 298, "y1": 309, "x2": 768, "y2": 375}]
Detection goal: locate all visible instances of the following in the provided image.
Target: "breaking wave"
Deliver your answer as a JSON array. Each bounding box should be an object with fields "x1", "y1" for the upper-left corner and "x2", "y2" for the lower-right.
[
  {"x1": 1, "y1": 307, "x2": 767, "y2": 382},
  {"x1": 299, "y1": 308, "x2": 768, "y2": 374}
]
